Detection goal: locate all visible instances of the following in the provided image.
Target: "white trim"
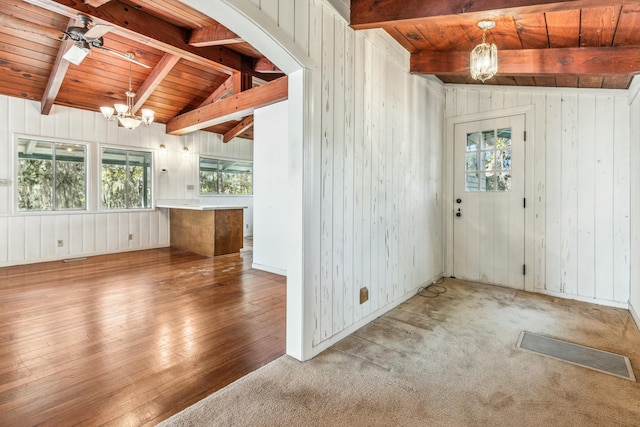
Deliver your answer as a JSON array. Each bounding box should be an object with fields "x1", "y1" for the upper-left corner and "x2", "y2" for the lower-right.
[
  {"x1": 0, "y1": 243, "x2": 170, "y2": 268},
  {"x1": 252, "y1": 263, "x2": 287, "y2": 276},
  {"x1": 182, "y1": 0, "x2": 314, "y2": 74},
  {"x1": 532, "y1": 288, "x2": 630, "y2": 309},
  {"x1": 444, "y1": 105, "x2": 535, "y2": 293},
  {"x1": 628, "y1": 76, "x2": 640, "y2": 106},
  {"x1": 445, "y1": 83, "x2": 628, "y2": 97},
  {"x1": 630, "y1": 301, "x2": 640, "y2": 332}
]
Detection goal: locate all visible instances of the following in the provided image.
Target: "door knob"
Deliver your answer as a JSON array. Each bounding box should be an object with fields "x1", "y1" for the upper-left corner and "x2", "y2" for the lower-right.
[{"x1": 456, "y1": 198, "x2": 462, "y2": 204}]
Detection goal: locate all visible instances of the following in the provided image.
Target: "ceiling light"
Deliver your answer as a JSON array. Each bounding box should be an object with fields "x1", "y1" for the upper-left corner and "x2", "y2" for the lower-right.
[
  {"x1": 100, "y1": 52, "x2": 154, "y2": 130},
  {"x1": 470, "y1": 20, "x2": 498, "y2": 82},
  {"x1": 63, "y1": 43, "x2": 90, "y2": 66}
]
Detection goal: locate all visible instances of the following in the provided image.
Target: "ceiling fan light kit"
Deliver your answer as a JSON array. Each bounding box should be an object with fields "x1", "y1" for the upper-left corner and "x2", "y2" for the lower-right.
[
  {"x1": 100, "y1": 53, "x2": 155, "y2": 130},
  {"x1": 470, "y1": 20, "x2": 498, "y2": 82}
]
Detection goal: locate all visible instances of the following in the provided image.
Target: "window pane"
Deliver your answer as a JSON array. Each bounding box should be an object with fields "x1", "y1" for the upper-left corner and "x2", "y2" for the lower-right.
[
  {"x1": 480, "y1": 172, "x2": 495, "y2": 191},
  {"x1": 55, "y1": 144, "x2": 86, "y2": 210},
  {"x1": 481, "y1": 151, "x2": 494, "y2": 171},
  {"x1": 18, "y1": 140, "x2": 53, "y2": 211},
  {"x1": 481, "y1": 130, "x2": 495, "y2": 150},
  {"x1": 496, "y1": 172, "x2": 511, "y2": 191},
  {"x1": 199, "y1": 157, "x2": 219, "y2": 194},
  {"x1": 497, "y1": 128, "x2": 512, "y2": 149},
  {"x1": 466, "y1": 133, "x2": 479, "y2": 151},
  {"x1": 102, "y1": 148, "x2": 127, "y2": 209},
  {"x1": 218, "y1": 160, "x2": 253, "y2": 194},
  {"x1": 465, "y1": 153, "x2": 477, "y2": 171},
  {"x1": 465, "y1": 172, "x2": 478, "y2": 192},
  {"x1": 127, "y1": 151, "x2": 152, "y2": 208},
  {"x1": 496, "y1": 149, "x2": 511, "y2": 170}
]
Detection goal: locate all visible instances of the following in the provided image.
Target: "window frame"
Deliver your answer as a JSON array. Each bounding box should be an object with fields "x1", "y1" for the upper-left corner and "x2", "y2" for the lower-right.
[
  {"x1": 100, "y1": 145, "x2": 154, "y2": 211},
  {"x1": 15, "y1": 135, "x2": 89, "y2": 213},
  {"x1": 198, "y1": 155, "x2": 254, "y2": 196}
]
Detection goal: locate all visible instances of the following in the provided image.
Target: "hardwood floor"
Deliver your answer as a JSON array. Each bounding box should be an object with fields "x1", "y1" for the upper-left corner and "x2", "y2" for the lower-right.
[{"x1": 0, "y1": 247, "x2": 286, "y2": 426}]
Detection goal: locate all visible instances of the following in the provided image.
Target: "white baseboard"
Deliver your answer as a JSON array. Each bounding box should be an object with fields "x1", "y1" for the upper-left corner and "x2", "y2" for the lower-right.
[
  {"x1": 630, "y1": 302, "x2": 640, "y2": 333},
  {"x1": 533, "y1": 288, "x2": 629, "y2": 309},
  {"x1": 252, "y1": 263, "x2": 286, "y2": 276}
]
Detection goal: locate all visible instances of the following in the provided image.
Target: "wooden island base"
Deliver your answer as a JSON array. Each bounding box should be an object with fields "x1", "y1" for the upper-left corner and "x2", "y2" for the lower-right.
[{"x1": 168, "y1": 208, "x2": 244, "y2": 257}]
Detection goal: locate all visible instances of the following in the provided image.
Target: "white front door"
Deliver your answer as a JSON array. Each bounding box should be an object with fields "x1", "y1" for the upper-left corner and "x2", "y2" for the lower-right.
[{"x1": 453, "y1": 115, "x2": 526, "y2": 289}]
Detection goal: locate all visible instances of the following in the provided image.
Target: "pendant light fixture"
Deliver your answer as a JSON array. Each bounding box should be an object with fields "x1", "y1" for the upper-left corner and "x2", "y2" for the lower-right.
[
  {"x1": 100, "y1": 52, "x2": 154, "y2": 130},
  {"x1": 470, "y1": 20, "x2": 498, "y2": 82}
]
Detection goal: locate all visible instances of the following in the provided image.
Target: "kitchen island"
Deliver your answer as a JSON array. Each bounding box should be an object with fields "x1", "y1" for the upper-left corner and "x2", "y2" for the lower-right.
[{"x1": 157, "y1": 201, "x2": 246, "y2": 257}]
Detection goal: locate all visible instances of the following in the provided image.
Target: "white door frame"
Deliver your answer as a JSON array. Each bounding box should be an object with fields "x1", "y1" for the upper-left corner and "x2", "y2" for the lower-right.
[{"x1": 444, "y1": 105, "x2": 535, "y2": 292}]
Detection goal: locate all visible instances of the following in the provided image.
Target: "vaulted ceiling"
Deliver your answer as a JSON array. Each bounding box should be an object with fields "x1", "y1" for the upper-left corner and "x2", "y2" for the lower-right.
[
  {"x1": 351, "y1": 0, "x2": 640, "y2": 89},
  {"x1": 0, "y1": 1, "x2": 638, "y2": 140}
]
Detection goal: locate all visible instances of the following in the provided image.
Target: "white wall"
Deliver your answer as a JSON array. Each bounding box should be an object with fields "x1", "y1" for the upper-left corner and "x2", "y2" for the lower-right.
[
  {"x1": 253, "y1": 100, "x2": 289, "y2": 274},
  {"x1": 186, "y1": 0, "x2": 446, "y2": 360},
  {"x1": 629, "y1": 77, "x2": 640, "y2": 326},
  {"x1": 0, "y1": 95, "x2": 253, "y2": 267},
  {"x1": 445, "y1": 85, "x2": 631, "y2": 307}
]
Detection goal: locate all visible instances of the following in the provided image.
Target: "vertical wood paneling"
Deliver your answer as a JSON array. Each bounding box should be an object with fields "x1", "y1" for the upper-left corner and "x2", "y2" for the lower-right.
[
  {"x1": 577, "y1": 96, "x2": 596, "y2": 297},
  {"x1": 361, "y1": 36, "x2": 372, "y2": 320},
  {"x1": 560, "y1": 94, "x2": 578, "y2": 295},
  {"x1": 613, "y1": 96, "x2": 630, "y2": 303},
  {"x1": 446, "y1": 86, "x2": 630, "y2": 304},
  {"x1": 630, "y1": 82, "x2": 640, "y2": 313},
  {"x1": 41, "y1": 215, "x2": 56, "y2": 260},
  {"x1": 55, "y1": 215, "x2": 70, "y2": 258},
  {"x1": 25, "y1": 216, "x2": 41, "y2": 261},
  {"x1": 69, "y1": 214, "x2": 83, "y2": 256},
  {"x1": 594, "y1": 96, "x2": 615, "y2": 301},
  {"x1": 545, "y1": 93, "x2": 563, "y2": 292},
  {"x1": 8, "y1": 217, "x2": 25, "y2": 263},
  {"x1": 83, "y1": 214, "x2": 95, "y2": 253},
  {"x1": 0, "y1": 218, "x2": 7, "y2": 263}
]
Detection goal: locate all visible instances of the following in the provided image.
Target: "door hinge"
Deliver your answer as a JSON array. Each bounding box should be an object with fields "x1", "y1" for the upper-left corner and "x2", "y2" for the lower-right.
[
  {"x1": 524, "y1": 131, "x2": 527, "y2": 141},
  {"x1": 523, "y1": 264, "x2": 526, "y2": 275},
  {"x1": 523, "y1": 197, "x2": 526, "y2": 208}
]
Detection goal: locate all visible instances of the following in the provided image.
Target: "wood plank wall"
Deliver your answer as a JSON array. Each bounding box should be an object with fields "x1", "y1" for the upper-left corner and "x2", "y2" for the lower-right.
[
  {"x1": 0, "y1": 95, "x2": 253, "y2": 267},
  {"x1": 629, "y1": 77, "x2": 640, "y2": 317},
  {"x1": 235, "y1": 0, "x2": 446, "y2": 349},
  {"x1": 445, "y1": 86, "x2": 631, "y2": 305}
]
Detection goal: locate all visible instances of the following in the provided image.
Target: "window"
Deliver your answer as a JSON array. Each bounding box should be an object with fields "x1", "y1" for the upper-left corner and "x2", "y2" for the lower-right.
[
  {"x1": 199, "y1": 157, "x2": 253, "y2": 195},
  {"x1": 465, "y1": 128, "x2": 512, "y2": 192},
  {"x1": 17, "y1": 138, "x2": 86, "y2": 211},
  {"x1": 101, "y1": 148, "x2": 152, "y2": 209}
]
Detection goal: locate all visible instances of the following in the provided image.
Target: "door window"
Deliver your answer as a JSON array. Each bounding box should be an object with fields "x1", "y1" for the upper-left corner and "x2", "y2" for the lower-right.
[{"x1": 465, "y1": 128, "x2": 512, "y2": 192}]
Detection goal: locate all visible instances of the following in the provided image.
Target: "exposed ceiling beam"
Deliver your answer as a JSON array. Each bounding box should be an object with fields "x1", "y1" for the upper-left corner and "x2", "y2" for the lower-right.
[
  {"x1": 254, "y1": 57, "x2": 283, "y2": 74},
  {"x1": 132, "y1": 53, "x2": 180, "y2": 113},
  {"x1": 24, "y1": 0, "x2": 244, "y2": 73},
  {"x1": 189, "y1": 23, "x2": 243, "y2": 47},
  {"x1": 0, "y1": 12, "x2": 63, "y2": 39},
  {"x1": 410, "y1": 47, "x2": 640, "y2": 76},
  {"x1": 199, "y1": 75, "x2": 235, "y2": 107},
  {"x1": 166, "y1": 75, "x2": 288, "y2": 135},
  {"x1": 223, "y1": 115, "x2": 254, "y2": 143},
  {"x1": 350, "y1": 0, "x2": 640, "y2": 29},
  {"x1": 83, "y1": 0, "x2": 112, "y2": 6},
  {"x1": 41, "y1": 17, "x2": 76, "y2": 115}
]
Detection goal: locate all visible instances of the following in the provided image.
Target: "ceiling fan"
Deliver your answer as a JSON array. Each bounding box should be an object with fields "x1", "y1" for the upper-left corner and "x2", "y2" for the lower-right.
[{"x1": 61, "y1": 14, "x2": 150, "y2": 68}]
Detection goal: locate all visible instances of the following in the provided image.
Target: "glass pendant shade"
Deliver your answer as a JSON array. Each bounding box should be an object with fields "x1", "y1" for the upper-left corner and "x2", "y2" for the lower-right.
[
  {"x1": 470, "y1": 42, "x2": 498, "y2": 82},
  {"x1": 470, "y1": 20, "x2": 498, "y2": 82}
]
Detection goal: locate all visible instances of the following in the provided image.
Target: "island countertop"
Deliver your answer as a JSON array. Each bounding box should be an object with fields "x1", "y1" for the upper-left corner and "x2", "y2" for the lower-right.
[{"x1": 156, "y1": 200, "x2": 247, "y2": 211}]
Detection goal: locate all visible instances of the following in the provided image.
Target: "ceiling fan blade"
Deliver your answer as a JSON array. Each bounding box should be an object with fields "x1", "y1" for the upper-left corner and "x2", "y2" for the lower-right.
[
  {"x1": 84, "y1": 24, "x2": 113, "y2": 39},
  {"x1": 97, "y1": 47, "x2": 152, "y2": 68}
]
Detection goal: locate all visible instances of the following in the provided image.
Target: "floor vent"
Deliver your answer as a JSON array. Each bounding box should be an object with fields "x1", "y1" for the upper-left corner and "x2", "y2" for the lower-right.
[
  {"x1": 516, "y1": 331, "x2": 635, "y2": 381},
  {"x1": 63, "y1": 257, "x2": 87, "y2": 263}
]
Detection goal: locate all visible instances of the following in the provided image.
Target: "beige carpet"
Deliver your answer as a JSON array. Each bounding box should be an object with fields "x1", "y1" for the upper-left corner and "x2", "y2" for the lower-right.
[{"x1": 157, "y1": 279, "x2": 640, "y2": 426}]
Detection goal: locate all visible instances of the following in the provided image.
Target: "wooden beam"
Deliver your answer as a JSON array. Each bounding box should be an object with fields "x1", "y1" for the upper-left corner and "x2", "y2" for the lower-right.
[
  {"x1": 254, "y1": 57, "x2": 283, "y2": 74},
  {"x1": 199, "y1": 75, "x2": 235, "y2": 107},
  {"x1": 41, "y1": 18, "x2": 75, "y2": 115},
  {"x1": 25, "y1": 0, "x2": 244, "y2": 73},
  {"x1": 83, "y1": 0, "x2": 112, "y2": 6},
  {"x1": 166, "y1": 76, "x2": 288, "y2": 135},
  {"x1": 189, "y1": 23, "x2": 244, "y2": 47},
  {"x1": 223, "y1": 115, "x2": 254, "y2": 143},
  {"x1": 350, "y1": 0, "x2": 640, "y2": 29},
  {"x1": 132, "y1": 53, "x2": 180, "y2": 113},
  {"x1": 410, "y1": 47, "x2": 640, "y2": 76},
  {"x1": 0, "y1": 12, "x2": 64, "y2": 40}
]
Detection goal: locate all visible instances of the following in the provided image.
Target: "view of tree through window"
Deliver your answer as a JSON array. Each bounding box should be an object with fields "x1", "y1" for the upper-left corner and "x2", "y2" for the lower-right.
[
  {"x1": 102, "y1": 148, "x2": 152, "y2": 209},
  {"x1": 17, "y1": 138, "x2": 86, "y2": 211},
  {"x1": 199, "y1": 157, "x2": 253, "y2": 195}
]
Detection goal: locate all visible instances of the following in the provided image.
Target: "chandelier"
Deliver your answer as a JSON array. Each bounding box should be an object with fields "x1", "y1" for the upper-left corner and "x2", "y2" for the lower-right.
[
  {"x1": 100, "y1": 53, "x2": 154, "y2": 130},
  {"x1": 470, "y1": 20, "x2": 498, "y2": 82}
]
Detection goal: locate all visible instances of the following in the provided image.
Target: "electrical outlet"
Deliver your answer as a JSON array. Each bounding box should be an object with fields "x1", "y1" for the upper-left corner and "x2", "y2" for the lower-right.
[
  {"x1": 0, "y1": 178, "x2": 10, "y2": 186},
  {"x1": 128, "y1": 234, "x2": 133, "y2": 241},
  {"x1": 57, "y1": 240, "x2": 63, "y2": 247},
  {"x1": 187, "y1": 184, "x2": 194, "y2": 191},
  {"x1": 359, "y1": 287, "x2": 369, "y2": 304}
]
